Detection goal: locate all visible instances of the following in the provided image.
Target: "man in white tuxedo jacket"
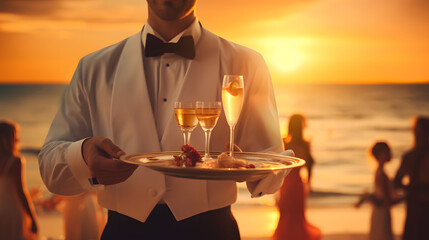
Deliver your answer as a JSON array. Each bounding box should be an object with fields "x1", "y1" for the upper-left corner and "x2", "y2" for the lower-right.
[{"x1": 39, "y1": 0, "x2": 288, "y2": 239}]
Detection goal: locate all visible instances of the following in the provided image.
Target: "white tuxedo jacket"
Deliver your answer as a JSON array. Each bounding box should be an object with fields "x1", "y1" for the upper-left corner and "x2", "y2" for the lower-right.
[{"x1": 39, "y1": 26, "x2": 283, "y2": 222}]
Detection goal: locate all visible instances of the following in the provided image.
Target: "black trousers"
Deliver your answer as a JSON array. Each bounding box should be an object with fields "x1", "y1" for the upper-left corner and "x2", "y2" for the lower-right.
[{"x1": 101, "y1": 205, "x2": 240, "y2": 240}]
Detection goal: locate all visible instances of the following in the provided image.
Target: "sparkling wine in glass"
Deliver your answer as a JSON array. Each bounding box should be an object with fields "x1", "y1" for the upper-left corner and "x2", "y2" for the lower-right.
[
  {"x1": 222, "y1": 75, "x2": 244, "y2": 157},
  {"x1": 196, "y1": 101, "x2": 222, "y2": 160},
  {"x1": 174, "y1": 102, "x2": 198, "y2": 146}
]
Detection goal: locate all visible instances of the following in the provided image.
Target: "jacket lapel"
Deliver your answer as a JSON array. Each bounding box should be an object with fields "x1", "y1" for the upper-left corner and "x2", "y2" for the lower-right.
[{"x1": 111, "y1": 32, "x2": 161, "y2": 154}]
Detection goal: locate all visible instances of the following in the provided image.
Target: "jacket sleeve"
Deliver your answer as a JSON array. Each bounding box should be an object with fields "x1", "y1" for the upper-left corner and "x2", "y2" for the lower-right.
[
  {"x1": 38, "y1": 59, "x2": 95, "y2": 195},
  {"x1": 236, "y1": 52, "x2": 283, "y2": 153},
  {"x1": 235, "y1": 51, "x2": 286, "y2": 197}
]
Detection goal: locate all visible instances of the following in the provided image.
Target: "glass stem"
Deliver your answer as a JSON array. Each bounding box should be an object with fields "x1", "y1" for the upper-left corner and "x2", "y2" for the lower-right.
[
  {"x1": 204, "y1": 130, "x2": 212, "y2": 159},
  {"x1": 229, "y1": 126, "x2": 235, "y2": 157},
  {"x1": 183, "y1": 131, "x2": 192, "y2": 145}
]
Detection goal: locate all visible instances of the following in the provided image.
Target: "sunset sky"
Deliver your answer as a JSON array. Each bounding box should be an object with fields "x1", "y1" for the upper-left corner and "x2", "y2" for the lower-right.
[{"x1": 0, "y1": 0, "x2": 428, "y2": 84}]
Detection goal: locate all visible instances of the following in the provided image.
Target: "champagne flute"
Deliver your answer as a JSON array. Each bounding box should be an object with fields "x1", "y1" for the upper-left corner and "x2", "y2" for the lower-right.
[
  {"x1": 174, "y1": 101, "x2": 198, "y2": 146},
  {"x1": 222, "y1": 75, "x2": 244, "y2": 158},
  {"x1": 196, "y1": 101, "x2": 222, "y2": 160}
]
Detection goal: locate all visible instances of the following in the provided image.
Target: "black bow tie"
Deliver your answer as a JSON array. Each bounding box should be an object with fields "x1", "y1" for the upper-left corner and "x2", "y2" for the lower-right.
[{"x1": 144, "y1": 33, "x2": 195, "y2": 59}]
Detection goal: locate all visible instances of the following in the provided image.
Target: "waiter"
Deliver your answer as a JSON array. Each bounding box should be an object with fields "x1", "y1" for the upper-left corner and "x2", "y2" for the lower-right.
[{"x1": 39, "y1": 0, "x2": 287, "y2": 239}]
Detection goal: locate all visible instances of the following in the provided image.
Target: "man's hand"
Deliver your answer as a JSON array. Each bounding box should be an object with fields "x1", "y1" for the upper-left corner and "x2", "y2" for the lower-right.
[{"x1": 82, "y1": 137, "x2": 137, "y2": 185}]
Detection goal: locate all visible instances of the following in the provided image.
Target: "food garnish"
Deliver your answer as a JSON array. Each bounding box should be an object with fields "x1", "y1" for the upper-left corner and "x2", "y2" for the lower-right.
[
  {"x1": 225, "y1": 80, "x2": 241, "y2": 96},
  {"x1": 217, "y1": 152, "x2": 255, "y2": 169},
  {"x1": 174, "y1": 144, "x2": 202, "y2": 167}
]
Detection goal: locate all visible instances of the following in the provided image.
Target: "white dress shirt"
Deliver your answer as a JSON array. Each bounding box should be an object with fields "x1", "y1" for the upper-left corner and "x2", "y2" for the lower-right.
[{"x1": 142, "y1": 19, "x2": 201, "y2": 141}]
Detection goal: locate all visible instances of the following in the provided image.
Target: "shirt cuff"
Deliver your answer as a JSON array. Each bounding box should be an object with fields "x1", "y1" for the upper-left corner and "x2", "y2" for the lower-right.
[
  {"x1": 246, "y1": 150, "x2": 294, "y2": 197},
  {"x1": 66, "y1": 138, "x2": 104, "y2": 190}
]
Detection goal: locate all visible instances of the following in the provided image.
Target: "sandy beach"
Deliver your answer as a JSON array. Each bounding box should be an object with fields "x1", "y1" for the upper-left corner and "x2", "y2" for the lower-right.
[
  {"x1": 35, "y1": 194, "x2": 406, "y2": 240},
  {"x1": 233, "y1": 204, "x2": 405, "y2": 240}
]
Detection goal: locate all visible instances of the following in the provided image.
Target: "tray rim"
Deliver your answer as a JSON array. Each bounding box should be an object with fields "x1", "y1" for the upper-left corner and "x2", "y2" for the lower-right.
[
  {"x1": 120, "y1": 151, "x2": 305, "y2": 171},
  {"x1": 120, "y1": 151, "x2": 305, "y2": 182}
]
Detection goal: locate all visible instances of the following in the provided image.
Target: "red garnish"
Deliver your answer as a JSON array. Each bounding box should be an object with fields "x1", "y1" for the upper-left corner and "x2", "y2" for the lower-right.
[
  {"x1": 247, "y1": 164, "x2": 256, "y2": 168},
  {"x1": 174, "y1": 144, "x2": 202, "y2": 167}
]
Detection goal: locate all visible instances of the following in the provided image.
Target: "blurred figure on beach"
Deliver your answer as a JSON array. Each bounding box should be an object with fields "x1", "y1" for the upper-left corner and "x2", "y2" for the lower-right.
[
  {"x1": 356, "y1": 141, "x2": 401, "y2": 240},
  {"x1": 0, "y1": 120, "x2": 38, "y2": 239},
  {"x1": 394, "y1": 116, "x2": 429, "y2": 240},
  {"x1": 272, "y1": 114, "x2": 321, "y2": 240},
  {"x1": 284, "y1": 113, "x2": 315, "y2": 190},
  {"x1": 34, "y1": 190, "x2": 105, "y2": 240},
  {"x1": 55, "y1": 191, "x2": 105, "y2": 240}
]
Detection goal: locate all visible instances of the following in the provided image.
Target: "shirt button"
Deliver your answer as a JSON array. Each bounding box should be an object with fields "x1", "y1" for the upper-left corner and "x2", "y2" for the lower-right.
[{"x1": 148, "y1": 188, "x2": 157, "y2": 197}]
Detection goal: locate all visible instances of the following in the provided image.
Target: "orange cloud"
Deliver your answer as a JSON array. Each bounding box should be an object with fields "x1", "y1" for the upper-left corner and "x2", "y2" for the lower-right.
[{"x1": 0, "y1": 0, "x2": 63, "y2": 15}]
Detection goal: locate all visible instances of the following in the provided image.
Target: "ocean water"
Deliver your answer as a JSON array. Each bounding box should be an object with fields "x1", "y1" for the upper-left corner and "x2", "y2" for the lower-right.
[
  {"x1": 0, "y1": 84, "x2": 66, "y2": 191},
  {"x1": 1, "y1": 83, "x2": 429, "y2": 206},
  {"x1": 274, "y1": 84, "x2": 429, "y2": 195}
]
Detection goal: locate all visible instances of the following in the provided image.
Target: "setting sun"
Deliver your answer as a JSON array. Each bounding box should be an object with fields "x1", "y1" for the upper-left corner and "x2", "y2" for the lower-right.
[
  {"x1": 268, "y1": 48, "x2": 303, "y2": 73},
  {"x1": 261, "y1": 37, "x2": 305, "y2": 73}
]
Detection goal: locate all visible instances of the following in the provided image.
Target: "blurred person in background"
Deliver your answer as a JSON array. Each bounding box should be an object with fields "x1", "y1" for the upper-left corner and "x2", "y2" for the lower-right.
[
  {"x1": 284, "y1": 113, "x2": 315, "y2": 190},
  {"x1": 272, "y1": 114, "x2": 321, "y2": 240},
  {"x1": 356, "y1": 141, "x2": 401, "y2": 240},
  {"x1": 55, "y1": 191, "x2": 105, "y2": 240},
  {"x1": 394, "y1": 116, "x2": 429, "y2": 240},
  {"x1": 0, "y1": 120, "x2": 38, "y2": 239},
  {"x1": 32, "y1": 188, "x2": 106, "y2": 240}
]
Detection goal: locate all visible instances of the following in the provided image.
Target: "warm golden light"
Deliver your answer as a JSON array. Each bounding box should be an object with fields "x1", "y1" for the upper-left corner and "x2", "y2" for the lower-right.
[
  {"x1": 269, "y1": 48, "x2": 303, "y2": 73},
  {"x1": 0, "y1": 0, "x2": 428, "y2": 84},
  {"x1": 262, "y1": 38, "x2": 305, "y2": 73}
]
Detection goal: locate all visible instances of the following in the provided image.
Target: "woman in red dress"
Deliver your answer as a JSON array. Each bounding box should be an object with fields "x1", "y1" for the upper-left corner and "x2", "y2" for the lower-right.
[{"x1": 272, "y1": 114, "x2": 321, "y2": 240}]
